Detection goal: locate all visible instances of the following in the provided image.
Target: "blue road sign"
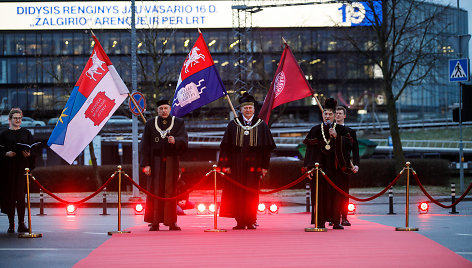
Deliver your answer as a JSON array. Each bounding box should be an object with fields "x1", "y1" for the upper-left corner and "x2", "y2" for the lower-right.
[
  {"x1": 129, "y1": 92, "x2": 146, "y2": 116},
  {"x1": 449, "y1": 58, "x2": 469, "y2": 82}
]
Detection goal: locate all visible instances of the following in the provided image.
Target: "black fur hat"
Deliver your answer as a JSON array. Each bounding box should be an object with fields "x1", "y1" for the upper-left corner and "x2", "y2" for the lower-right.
[
  {"x1": 238, "y1": 92, "x2": 256, "y2": 107},
  {"x1": 324, "y1": 98, "x2": 337, "y2": 111},
  {"x1": 156, "y1": 98, "x2": 170, "y2": 108}
]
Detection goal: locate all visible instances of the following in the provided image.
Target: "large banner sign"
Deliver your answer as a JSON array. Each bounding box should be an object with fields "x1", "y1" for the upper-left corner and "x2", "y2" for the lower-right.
[{"x1": 0, "y1": 1, "x2": 381, "y2": 30}]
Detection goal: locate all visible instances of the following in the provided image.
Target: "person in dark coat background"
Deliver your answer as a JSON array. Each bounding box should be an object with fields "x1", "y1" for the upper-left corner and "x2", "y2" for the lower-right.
[
  {"x1": 335, "y1": 105, "x2": 360, "y2": 226},
  {"x1": 0, "y1": 108, "x2": 35, "y2": 233},
  {"x1": 303, "y1": 98, "x2": 349, "y2": 230},
  {"x1": 140, "y1": 99, "x2": 188, "y2": 231},
  {"x1": 219, "y1": 93, "x2": 276, "y2": 230}
]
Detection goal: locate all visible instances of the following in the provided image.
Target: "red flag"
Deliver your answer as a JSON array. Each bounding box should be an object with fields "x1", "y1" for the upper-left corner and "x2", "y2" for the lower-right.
[{"x1": 259, "y1": 43, "x2": 314, "y2": 123}]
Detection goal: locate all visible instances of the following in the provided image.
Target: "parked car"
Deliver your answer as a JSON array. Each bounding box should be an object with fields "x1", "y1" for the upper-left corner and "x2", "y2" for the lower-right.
[
  {"x1": 47, "y1": 118, "x2": 59, "y2": 125},
  {"x1": 106, "y1": 115, "x2": 133, "y2": 125},
  {"x1": 21, "y1": 117, "x2": 46, "y2": 127},
  {"x1": 1, "y1": 116, "x2": 46, "y2": 127}
]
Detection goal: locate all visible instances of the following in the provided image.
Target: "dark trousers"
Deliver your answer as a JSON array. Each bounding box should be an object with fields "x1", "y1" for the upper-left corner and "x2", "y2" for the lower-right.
[{"x1": 7, "y1": 197, "x2": 25, "y2": 224}]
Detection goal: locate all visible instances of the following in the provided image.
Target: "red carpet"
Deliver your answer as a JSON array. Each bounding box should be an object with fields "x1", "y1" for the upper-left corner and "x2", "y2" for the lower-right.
[{"x1": 74, "y1": 213, "x2": 471, "y2": 267}]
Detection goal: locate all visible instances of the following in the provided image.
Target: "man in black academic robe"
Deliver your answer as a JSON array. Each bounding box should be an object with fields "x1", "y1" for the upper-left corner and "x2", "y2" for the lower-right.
[
  {"x1": 336, "y1": 106, "x2": 360, "y2": 226},
  {"x1": 219, "y1": 93, "x2": 276, "y2": 229},
  {"x1": 140, "y1": 99, "x2": 188, "y2": 231},
  {"x1": 303, "y1": 98, "x2": 349, "y2": 230}
]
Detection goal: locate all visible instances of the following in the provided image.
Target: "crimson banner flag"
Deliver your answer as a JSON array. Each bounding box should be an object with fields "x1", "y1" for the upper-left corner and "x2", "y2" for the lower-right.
[{"x1": 258, "y1": 43, "x2": 314, "y2": 123}]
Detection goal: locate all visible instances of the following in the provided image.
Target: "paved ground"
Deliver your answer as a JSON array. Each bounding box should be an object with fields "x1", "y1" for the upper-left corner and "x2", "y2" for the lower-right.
[{"x1": 0, "y1": 190, "x2": 471, "y2": 267}]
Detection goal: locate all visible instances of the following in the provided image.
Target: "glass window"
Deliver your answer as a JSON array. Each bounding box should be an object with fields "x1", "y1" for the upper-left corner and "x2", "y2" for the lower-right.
[
  {"x1": 0, "y1": 59, "x2": 6, "y2": 84},
  {"x1": 8, "y1": 58, "x2": 18, "y2": 83},
  {"x1": 25, "y1": 33, "x2": 39, "y2": 55}
]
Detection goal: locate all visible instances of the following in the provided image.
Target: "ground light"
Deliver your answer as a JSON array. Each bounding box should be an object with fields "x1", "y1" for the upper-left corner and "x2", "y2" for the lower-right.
[
  {"x1": 66, "y1": 204, "x2": 77, "y2": 215},
  {"x1": 418, "y1": 202, "x2": 429, "y2": 214},
  {"x1": 348, "y1": 203, "x2": 356, "y2": 215},
  {"x1": 134, "y1": 203, "x2": 144, "y2": 215},
  {"x1": 258, "y1": 203, "x2": 266, "y2": 212},
  {"x1": 197, "y1": 203, "x2": 206, "y2": 213},
  {"x1": 269, "y1": 204, "x2": 279, "y2": 214},
  {"x1": 208, "y1": 204, "x2": 216, "y2": 213}
]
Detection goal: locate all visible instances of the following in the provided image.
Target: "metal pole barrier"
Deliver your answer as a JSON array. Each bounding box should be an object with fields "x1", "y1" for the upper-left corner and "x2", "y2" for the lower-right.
[
  {"x1": 306, "y1": 163, "x2": 327, "y2": 232},
  {"x1": 108, "y1": 166, "x2": 131, "y2": 235},
  {"x1": 449, "y1": 183, "x2": 459, "y2": 214},
  {"x1": 396, "y1": 162, "x2": 418, "y2": 231},
  {"x1": 19, "y1": 168, "x2": 42, "y2": 238},
  {"x1": 388, "y1": 187, "x2": 395, "y2": 215},
  {"x1": 305, "y1": 182, "x2": 311, "y2": 213},
  {"x1": 205, "y1": 165, "x2": 226, "y2": 232},
  {"x1": 36, "y1": 189, "x2": 46, "y2": 216},
  {"x1": 101, "y1": 187, "x2": 109, "y2": 215}
]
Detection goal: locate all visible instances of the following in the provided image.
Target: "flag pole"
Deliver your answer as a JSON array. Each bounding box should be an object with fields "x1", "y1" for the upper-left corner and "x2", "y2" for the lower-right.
[
  {"x1": 313, "y1": 94, "x2": 324, "y2": 114},
  {"x1": 225, "y1": 95, "x2": 238, "y2": 119}
]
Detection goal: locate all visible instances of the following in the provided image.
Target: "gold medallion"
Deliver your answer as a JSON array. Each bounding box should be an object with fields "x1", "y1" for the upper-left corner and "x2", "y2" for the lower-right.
[
  {"x1": 244, "y1": 130, "x2": 249, "y2": 135},
  {"x1": 155, "y1": 137, "x2": 159, "y2": 142},
  {"x1": 162, "y1": 120, "x2": 167, "y2": 125},
  {"x1": 325, "y1": 144, "x2": 331, "y2": 150}
]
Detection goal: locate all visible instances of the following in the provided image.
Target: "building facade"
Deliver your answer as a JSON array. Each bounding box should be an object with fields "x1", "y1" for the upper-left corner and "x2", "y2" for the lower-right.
[{"x1": 0, "y1": 0, "x2": 468, "y2": 122}]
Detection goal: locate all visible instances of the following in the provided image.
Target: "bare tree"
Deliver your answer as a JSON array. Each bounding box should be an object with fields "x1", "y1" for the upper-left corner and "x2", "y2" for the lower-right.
[
  {"x1": 340, "y1": 0, "x2": 453, "y2": 168},
  {"x1": 137, "y1": 28, "x2": 179, "y2": 112}
]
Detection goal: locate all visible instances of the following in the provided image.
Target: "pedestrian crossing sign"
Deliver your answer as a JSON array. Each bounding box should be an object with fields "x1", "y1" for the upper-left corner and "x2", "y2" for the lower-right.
[{"x1": 449, "y1": 58, "x2": 469, "y2": 82}]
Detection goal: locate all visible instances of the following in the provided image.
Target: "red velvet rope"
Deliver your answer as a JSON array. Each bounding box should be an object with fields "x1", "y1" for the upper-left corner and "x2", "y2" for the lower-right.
[
  {"x1": 218, "y1": 171, "x2": 312, "y2": 194},
  {"x1": 320, "y1": 168, "x2": 404, "y2": 202},
  {"x1": 30, "y1": 172, "x2": 117, "y2": 205},
  {"x1": 412, "y1": 170, "x2": 472, "y2": 208},
  {"x1": 122, "y1": 172, "x2": 209, "y2": 200}
]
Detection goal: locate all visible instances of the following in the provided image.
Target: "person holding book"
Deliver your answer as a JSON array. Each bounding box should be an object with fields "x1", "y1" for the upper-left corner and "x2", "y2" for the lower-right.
[{"x1": 0, "y1": 108, "x2": 36, "y2": 233}]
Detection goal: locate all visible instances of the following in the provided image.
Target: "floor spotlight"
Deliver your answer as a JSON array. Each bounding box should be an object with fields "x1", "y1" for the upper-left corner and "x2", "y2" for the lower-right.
[
  {"x1": 197, "y1": 203, "x2": 206, "y2": 213},
  {"x1": 269, "y1": 204, "x2": 279, "y2": 214},
  {"x1": 208, "y1": 204, "x2": 216, "y2": 213},
  {"x1": 66, "y1": 204, "x2": 77, "y2": 215},
  {"x1": 418, "y1": 202, "x2": 429, "y2": 214},
  {"x1": 134, "y1": 203, "x2": 145, "y2": 215},
  {"x1": 257, "y1": 203, "x2": 266, "y2": 213},
  {"x1": 348, "y1": 203, "x2": 356, "y2": 215}
]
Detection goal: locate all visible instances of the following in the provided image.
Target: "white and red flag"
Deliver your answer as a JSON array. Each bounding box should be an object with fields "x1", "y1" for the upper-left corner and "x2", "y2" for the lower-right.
[
  {"x1": 47, "y1": 35, "x2": 129, "y2": 164},
  {"x1": 259, "y1": 43, "x2": 314, "y2": 123}
]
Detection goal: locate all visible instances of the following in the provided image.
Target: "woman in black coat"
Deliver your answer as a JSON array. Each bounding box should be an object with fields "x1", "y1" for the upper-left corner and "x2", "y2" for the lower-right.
[{"x1": 0, "y1": 108, "x2": 35, "y2": 233}]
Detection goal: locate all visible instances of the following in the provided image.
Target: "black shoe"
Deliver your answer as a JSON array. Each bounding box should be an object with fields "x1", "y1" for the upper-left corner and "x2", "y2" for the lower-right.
[
  {"x1": 246, "y1": 224, "x2": 257, "y2": 229},
  {"x1": 333, "y1": 224, "x2": 344, "y2": 230},
  {"x1": 232, "y1": 224, "x2": 246, "y2": 230},
  {"x1": 149, "y1": 224, "x2": 159, "y2": 231},
  {"x1": 18, "y1": 223, "x2": 28, "y2": 233},
  {"x1": 169, "y1": 223, "x2": 181, "y2": 231},
  {"x1": 7, "y1": 224, "x2": 14, "y2": 233},
  {"x1": 341, "y1": 219, "x2": 351, "y2": 226}
]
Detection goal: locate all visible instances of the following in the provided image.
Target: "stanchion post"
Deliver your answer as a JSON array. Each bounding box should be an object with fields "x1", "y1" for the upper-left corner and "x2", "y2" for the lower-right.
[
  {"x1": 101, "y1": 187, "x2": 109, "y2": 216},
  {"x1": 205, "y1": 165, "x2": 226, "y2": 232},
  {"x1": 388, "y1": 187, "x2": 395, "y2": 215},
  {"x1": 306, "y1": 163, "x2": 327, "y2": 232},
  {"x1": 36, "y1": 188, "x2": 46, "y2": 216},
  {"x1": 305, "y1": 182, "x2": 311, "y2": 213},
  {"x1": 396, "y1": 162, "x2": 418, "y2": 231},
  {"x1": 449, "y1": 183, "x2": 459, "y2": 214},
  {"x1": 19, "y1": 168, "x2": 42, "y2": 238},
  {"x1": 108, "y1": 166, "x2": 131, "y2": 235}
]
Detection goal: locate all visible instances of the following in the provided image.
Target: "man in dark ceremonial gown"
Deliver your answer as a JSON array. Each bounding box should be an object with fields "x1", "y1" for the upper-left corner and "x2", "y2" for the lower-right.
[
  {"x1": 140, "y1": 99, "x2": 188, "y2": 231},
  {"x1": 303, "y1": 98, "x2": 349, "y2": 230},
  {"x1": 0, "y1": 108, "x2": 35, "y2": 233},
  {"x1": 219, "y1": 93, "x2": 276, "y2": 230},
  {"x1": 336, "y1": 106, "x2": 360, "y2": 226}
]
